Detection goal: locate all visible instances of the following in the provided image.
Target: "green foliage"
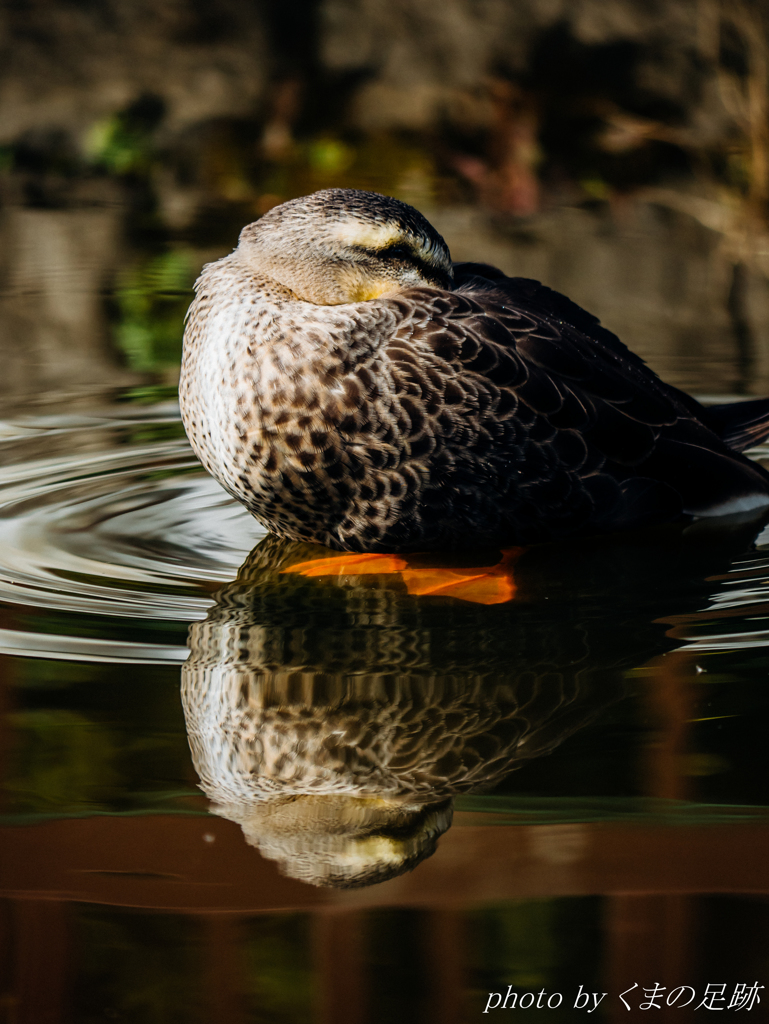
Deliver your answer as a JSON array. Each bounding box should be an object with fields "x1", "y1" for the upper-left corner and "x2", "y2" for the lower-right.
[
  {"x1": 74, "y1": 909, "x2": 204, "y2": 1024},
  {"x1": 119, "y1": 383, "x2": 185, "y2": 405},
  {"x1": 84, "y1": 96, "x2": 165, "y2": 177},
  {"x1": 113, "y1": 251, "x2": 194, "y2": 372},
  {"x1": 243, "y1": 914, "x2": 314, "y2": 1024},
  {"x1": 86, "y1": 115, "x2": 152, "y2": 175},
  {"x1": 474, "y1": 901, "x2": 558, "y2": 991},
  {"x1": 3, "y1": 658, "x2": 198, "y2": 817},
  {"x1": 256, "y1": 133, "x2": 440, "y2": 213},
  {"x1": 467, "y1": 899, "x2": 605, "y2": 1020},
  {"x1": 306, "y1": 136, "x2": 356, "y2": 175},
  {"x1": 5, "y1": 708, "x2": 120, "y2": 813}
]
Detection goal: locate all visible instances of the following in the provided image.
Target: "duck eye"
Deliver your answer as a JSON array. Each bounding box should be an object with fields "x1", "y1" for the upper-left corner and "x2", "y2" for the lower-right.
[{"x1": 381, "y1": 244, "x2": 413, "y2": 261}]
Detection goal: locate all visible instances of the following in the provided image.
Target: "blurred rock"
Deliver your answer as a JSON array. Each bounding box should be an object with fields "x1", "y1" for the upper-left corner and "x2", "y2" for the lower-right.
[
  {"x1": 0, "y1": 0, "x2": 267, "y2": 143},
  {"x1": 430, "y1": 199, "x2": 769, "y2": 395},
  {"x1": 320, "y1": 0, "x2": 731, "y2": 138},
  {"x1": 0, "y1": 0, "x2": 768, "y2": 396},
  {"x1": 0, "y1": 208, "x2": 137, "y2": 398}
]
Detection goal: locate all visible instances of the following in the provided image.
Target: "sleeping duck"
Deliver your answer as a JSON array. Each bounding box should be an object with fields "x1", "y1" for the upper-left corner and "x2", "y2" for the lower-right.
[{"x1": 180, "y1": 188, "x2": 769, "y2": 553}]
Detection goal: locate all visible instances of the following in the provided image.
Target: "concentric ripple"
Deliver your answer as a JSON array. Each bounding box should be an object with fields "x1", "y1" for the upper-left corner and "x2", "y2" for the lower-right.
[
  {"x1": 0, "y1": 399, "x2": 264, "y2": 662},
  {"x1": 3, "y1": 398, "x2": 769, "y2": 667}
]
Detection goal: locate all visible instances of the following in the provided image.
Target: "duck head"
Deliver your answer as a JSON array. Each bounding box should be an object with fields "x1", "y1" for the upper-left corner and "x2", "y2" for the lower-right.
[
  {"x1": 215, "y1": 793, "x2": 453, "y2": 889},
  {"x1": 236, "y1": 188, "x2": 454, "y2": 304}
]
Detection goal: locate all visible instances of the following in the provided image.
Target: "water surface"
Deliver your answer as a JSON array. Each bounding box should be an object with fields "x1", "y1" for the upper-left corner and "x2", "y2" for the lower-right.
[{"x1": 1, "y1": 392, "x2": 769, "y2": 1020}]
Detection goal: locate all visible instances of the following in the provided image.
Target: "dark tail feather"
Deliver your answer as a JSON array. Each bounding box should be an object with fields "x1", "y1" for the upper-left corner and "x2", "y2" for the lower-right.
[{"x1": 705, "y1": 397, "x2": 769, "y2": 452}]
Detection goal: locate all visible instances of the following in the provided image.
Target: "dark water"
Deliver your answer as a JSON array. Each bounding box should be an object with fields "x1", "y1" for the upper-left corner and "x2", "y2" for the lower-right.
[
  {"x1": 0, "y1": 391, "x2": 768, "y2": 1021},
  {"x1": 4, "y1": 0, "x2": 769, "y2": 1016}
]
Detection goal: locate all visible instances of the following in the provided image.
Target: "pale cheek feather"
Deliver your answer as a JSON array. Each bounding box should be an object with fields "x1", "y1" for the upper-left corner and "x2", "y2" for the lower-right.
[{"x1": 328, "y1": 220, "x2": 401, "y2": 249}]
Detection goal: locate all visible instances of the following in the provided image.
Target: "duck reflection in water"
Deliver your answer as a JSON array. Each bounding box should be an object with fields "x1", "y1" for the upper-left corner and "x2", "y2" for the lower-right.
[{"x1": 182, "y1": 518, "x2": 767, "y2": 888}]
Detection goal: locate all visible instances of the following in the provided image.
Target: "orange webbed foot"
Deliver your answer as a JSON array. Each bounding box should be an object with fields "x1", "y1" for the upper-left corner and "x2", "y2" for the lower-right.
[
  {"x1": 281, "y1": 547, "x2": 524, "y2": 605},
  {"x1": 280, "y1": 552, "x2": 408, "y2": 577}
]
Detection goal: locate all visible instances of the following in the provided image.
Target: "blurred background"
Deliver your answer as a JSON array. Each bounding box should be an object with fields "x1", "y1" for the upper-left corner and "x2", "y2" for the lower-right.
[
  {"x1": 5, "y1": 0, "x2": 769, "y2": 402},
  {"x1": 3, "y1": 3, "x2": 769, "y2": 1023}
]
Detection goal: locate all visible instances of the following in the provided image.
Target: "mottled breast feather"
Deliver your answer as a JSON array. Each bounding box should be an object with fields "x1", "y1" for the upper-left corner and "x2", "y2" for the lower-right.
[{"x1": 180, "y1": 255, "x2": 769, "y2": 552}]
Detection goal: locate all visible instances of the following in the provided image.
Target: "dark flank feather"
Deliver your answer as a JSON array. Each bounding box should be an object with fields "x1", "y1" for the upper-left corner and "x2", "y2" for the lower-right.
[
  {"x1": 180, "y1": 189, "x2": 769, "y2": 553},
  {"x1": 703, "y1": 396, "x2": 769, "y2": 453}
]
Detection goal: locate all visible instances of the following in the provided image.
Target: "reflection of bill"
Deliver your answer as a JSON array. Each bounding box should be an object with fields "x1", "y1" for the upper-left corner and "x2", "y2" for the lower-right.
[{"x1": 181, "y1": 521, "x2": 765, "y2": 889}]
